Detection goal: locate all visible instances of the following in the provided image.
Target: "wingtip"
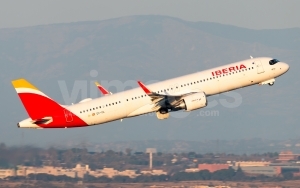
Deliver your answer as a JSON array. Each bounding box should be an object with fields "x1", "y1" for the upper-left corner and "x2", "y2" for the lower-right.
[{"x1": 95, "y1": 81, "x2": 100, "y2": 86}]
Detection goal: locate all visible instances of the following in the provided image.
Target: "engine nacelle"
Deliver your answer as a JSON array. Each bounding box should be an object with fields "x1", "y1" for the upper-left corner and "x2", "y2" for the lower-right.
[{"x1": 179, "y1": 92, "x2": 207, "y2": 111}]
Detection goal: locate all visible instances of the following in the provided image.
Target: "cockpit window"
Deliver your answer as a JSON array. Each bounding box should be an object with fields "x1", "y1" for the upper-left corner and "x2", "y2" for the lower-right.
[{"x1": 269, "y1": 59, "x2": 280, "y2": 65}]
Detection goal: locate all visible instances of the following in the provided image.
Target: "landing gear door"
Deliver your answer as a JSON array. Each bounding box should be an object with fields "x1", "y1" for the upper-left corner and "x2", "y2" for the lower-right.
[
  {"x1": 64, "y1": 109, "x2": 73, "y2": 122},
  {"x1": 256, "y1": 60, "x2": 265, "y2": 74}
]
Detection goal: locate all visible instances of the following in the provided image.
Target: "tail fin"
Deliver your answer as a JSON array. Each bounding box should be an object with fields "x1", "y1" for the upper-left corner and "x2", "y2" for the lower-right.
[{"x1": 12, "y1": 78, "x2": 62, "y2": 120}]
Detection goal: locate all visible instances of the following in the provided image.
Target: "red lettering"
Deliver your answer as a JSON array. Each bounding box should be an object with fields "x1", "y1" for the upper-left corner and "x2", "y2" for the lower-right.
[
  {"x1": 213, "y1": 64, "x2": 246, "y2": 76},
  {"x1": 240, "y1": 64, "x2": 246, "y2": 69},
  {"x1": 229, "y1": 67, "x2": 235, "y2": 72},
  {"x1": 215, "y1": 70, "x2": 222, "y2": 76}
]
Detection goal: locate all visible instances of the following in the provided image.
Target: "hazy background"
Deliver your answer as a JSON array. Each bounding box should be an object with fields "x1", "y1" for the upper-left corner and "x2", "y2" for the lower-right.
[
  {"x1": 0, "y1": 0, "x2": 299, "y2": 29},
  {"x1": 0, "y1": 1, "x2": 299, "y2": 151}
]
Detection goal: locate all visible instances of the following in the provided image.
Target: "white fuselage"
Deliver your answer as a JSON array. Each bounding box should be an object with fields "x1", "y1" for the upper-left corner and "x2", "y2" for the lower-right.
[{"x1": 65, "y1": 57, "x2": 289, "y2": 126}]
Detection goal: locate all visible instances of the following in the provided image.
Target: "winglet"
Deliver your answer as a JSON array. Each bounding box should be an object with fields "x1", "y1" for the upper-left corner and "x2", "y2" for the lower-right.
[
  {"x1": 137, "y1": 81, "x2": 152, "y2": 94},
  {"x1": 95, "y1": 81, "x2": 110, "y2": 95}
]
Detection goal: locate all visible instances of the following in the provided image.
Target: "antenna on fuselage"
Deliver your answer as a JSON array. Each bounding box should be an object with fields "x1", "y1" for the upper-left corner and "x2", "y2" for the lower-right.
[{"x1": 250, "y1": 56, "x2": 253, "y2": 59}]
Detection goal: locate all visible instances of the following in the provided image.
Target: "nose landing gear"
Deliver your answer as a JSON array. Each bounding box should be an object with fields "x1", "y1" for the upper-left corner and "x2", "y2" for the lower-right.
[{"x1": 259, "y1": 78, "x2": 275, "y2": 86}]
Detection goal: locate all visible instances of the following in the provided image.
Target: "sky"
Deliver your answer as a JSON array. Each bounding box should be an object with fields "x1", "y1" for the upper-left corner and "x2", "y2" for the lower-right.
[
  {"x1": 0, "y1": 0, "x2": 299, "y2": 30},
  {"x1": 0, "y1": 0, "x2": 299, "y2": 148}
]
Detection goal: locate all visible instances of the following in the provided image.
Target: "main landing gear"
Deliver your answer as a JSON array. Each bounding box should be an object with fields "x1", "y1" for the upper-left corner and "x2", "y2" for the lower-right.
[{"x1": 268, "y1": 82, "x2": 274, "y2": 86}]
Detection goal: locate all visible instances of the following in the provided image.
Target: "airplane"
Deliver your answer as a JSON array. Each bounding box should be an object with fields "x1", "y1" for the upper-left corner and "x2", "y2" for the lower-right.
[{"x1": 12, "y1": 57, "x2": 289, "y2": 129}]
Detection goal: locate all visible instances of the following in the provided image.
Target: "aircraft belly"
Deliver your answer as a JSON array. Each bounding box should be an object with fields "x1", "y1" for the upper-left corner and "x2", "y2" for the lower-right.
[{"x1": 127, "y1": 103, "x2": 156, "y2": 117}]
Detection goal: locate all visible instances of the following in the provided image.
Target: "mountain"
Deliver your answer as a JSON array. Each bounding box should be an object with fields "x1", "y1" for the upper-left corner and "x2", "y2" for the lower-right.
[{"x1": 0, "y1": 15, "x2": 299, "y2": 148}]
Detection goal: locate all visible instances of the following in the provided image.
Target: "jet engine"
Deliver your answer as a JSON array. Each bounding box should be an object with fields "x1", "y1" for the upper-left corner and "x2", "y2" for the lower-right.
[{"x1": 177, "y1": 92, "x2": 207, "y2": 111}]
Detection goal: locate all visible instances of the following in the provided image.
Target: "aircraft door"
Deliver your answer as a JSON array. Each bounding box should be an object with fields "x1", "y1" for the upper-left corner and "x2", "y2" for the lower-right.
[
  {"x1": 64, "y1": 109, "x2": 73, "y2": 122},
  {"x1": 256, "y1": 60, "x2": 265, "y2": 74}
]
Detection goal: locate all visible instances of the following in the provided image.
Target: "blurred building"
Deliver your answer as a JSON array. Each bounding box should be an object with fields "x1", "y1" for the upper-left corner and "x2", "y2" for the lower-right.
[
  {"x1": 234, "y1": 161, "x2": 270, "y2": 167},
  {"x1": 277, "y1": 151, "x2": 299, "y2": 161},
  {"x1": 185, "y1": 168, "x2": 200, "y2": 173},
  {"x1": 74, "y1": 164, "x2": 90, "y2": 178},
  {"x1": 189, "y1": 186, "x2": 231, "y2": 188},
  {"x1": 140, "y1": 169, "x2": 167, "y2": 176},
  {"x1": 198, "y1": 164, "x2": 229, "y2": 173},
  {"x1": 118, "y1": 170, "x2": 139, "y2": 178},
  {"x1": 0, "y1": 163, "x2": 164, "y2": 179},
  {"x1": 0, "y1": 166, "x2": 77, "y2": 179},
  {"x1": 0, "y1": 169, "x2": 15, "y2": 179},
  {"x1": 232, "y1": 166, "x2": 281, "y2": 177},
  {"x1": 98, "y1": 168, "x2": 119, "y2": 178},
  {"x1": 24, "y1": 166, "x2": 77, "y2": 178}
]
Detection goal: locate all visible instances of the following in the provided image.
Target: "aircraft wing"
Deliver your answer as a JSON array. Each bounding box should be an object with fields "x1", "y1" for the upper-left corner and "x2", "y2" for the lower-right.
[{"x1": 137, "y1": 81, "x2": 198, "y2": 109}]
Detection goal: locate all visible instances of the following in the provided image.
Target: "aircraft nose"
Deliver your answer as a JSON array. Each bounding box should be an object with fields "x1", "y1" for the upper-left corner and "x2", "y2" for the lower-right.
[{"x1": 282, "y1": 63, "x2": 289, "y2": 73}]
